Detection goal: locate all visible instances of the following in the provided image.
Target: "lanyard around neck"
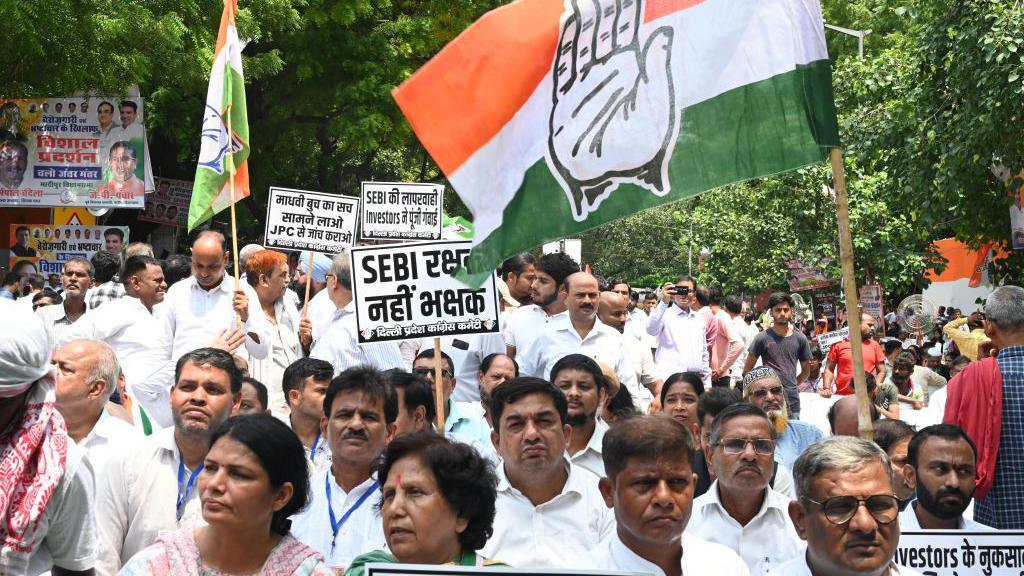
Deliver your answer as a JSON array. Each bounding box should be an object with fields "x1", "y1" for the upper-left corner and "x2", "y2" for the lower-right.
[
  {"x1": 176, "y1": 458, "x2": 204, "y2": 521},
  {"x1": 326, "y1": 475, "x2": 379, "y2": 551}
]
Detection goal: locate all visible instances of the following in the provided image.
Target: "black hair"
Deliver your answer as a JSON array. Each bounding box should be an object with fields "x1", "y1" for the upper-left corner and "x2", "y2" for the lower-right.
[
  {"x1": 163, "y1": 254, "x2": 192, "y2": 287},
  {"x1": 479, "y1": 353, "x2": 518, "y2": 377},
  {"x1": 32, "y1": 288, "x2": 61, "y2": 305},
  {"x1": 952, "y1": 355, "x2": 971, "y2": 368},
  {"x1": 414, "y1": 348, "x2": 454, "y2": 374},
  {"x1": 694, "y1": 285, "x2": 711, "y2": 307},
  {"x1": 26, "y1": 274, "x2": 44, "y2": 290},
  {"x1": 603, "y1": 415, "x2": 696, "y2": 479},
  {"x1": 549, "y1": 353, "x2": 607, "y2": 391},
  {"x1": 535, "y1": 252, "x2": 580, "y2": 289},
  {"x1": 118, "y1": 100, "x2": 138, "y2": 111},
  {"x1": 2, "y1": 271, "x2": 20, "y2": 287},
  {"x1": 90, "y1": 249, "x2": 122, "y2": 283},
  {"x1": 674, "y1": 275, "x2": 695, "y2": 285},
  {"x1": 490, "y1": 377, "x2": 568, "y2": 432},
  {"x1": 15, "y1": 225, "x2": 29, "y2": 235},
  {"x1": 607, "y1": 385, "x2": 638, "y2": 420},
  {"x1": 708, "y1": 402, "x2": 770, "y2": 447},
  {"x1": 872, "y1": 419, "x2": 917, "y2": 453},
  {"x1": 907, "y1": 424, "x2": 977, "y2": 467},
  {"x1": 175, "y1": 348, "x2": 242, "y2": 393},
  {"x1": 385, "y1": 370, "x2": 436, "y2": 424},
  {"x1": 282, "y1": 358, "x2": 333, "y2": 402},
  {"x1": 122, "y1": 255, "x2": 161, "y2": 286},
  {"x1": 708, "y1": 286, "x2": 723, "y2": 306},
  {"x1": 608, "y1": 280, "x2": 630, "y2": 292},
  {"x1": 240, "y1": 377, "x2": 269, "y2": 411},
  {"x1": 883, "y1": 340, "x2": 903, "y2": 355},
  {"x1": 767, "y1": 292, "x2": 795, "y2": 309},
  {"x1": 322, "y1": 365, "x2": 398, "y2": 424},
  {"x1": 209, "y1": 415, "x2": 309, "y2": 536},
  {"x1": 103, "y1": 227, "x2": 125, "y2": 241},
  {"x1": 723, "y1": 294, "x2": 743, "y2": 315},
  {"x1": 108, "y1": 141, "x2": 137, "y2": 161},
  {"x1": 377, "y1": 433, "x2": 497, "y2": 552},
  {"x1": 893, "y1": 351, "x2": 917, "y2": 371},
  {"x1": 499, "y1": 253, "x2": 537, "y2": 279},
  {"x1": 98, "y1": 100, "x2": 114, "y2": 112},
  {"x1": 696, "y1": 387, "x2": 742, "y2": 428},
  {"x1": 660, "y1": 371, "x2": 705, "y2": 409}
]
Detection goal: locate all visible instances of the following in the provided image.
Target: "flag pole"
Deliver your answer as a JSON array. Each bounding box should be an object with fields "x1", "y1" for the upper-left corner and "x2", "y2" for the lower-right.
[
  {"x1": 829, "y1": 147, "x2": 873, "y2": 440},
  {"x1": 433, "y1": 338, "x2": 445, "y2": 432},
  {"x1": 227, "y1": 102, "x2": 242, "y2": 327},
  {"x1": 302, "y1": 250, "x2": 314, "y2": 315}
]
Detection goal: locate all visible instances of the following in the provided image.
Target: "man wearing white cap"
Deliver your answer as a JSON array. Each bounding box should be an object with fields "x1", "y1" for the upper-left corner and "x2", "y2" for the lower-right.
[{"x1": 0, "y1": 300, "x2": 97, "y2": 576}]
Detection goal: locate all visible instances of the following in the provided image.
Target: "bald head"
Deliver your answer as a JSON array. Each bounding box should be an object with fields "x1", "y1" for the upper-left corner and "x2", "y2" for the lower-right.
[
  {"x1": 191, "y1": 231, "x2": 229, "y2": 289},
  {"x1": 564, "y1": 272, "x2": 600, "y2": 322},
  {"x1": 827, "y1": 395, "x2": 880, "y2": 437},
  {"x1": 598, "y1": 291, "x2": 628, "y2": 333},
  {"x1": 54, "y1": 339, "x2": 120, "y2": 422}
]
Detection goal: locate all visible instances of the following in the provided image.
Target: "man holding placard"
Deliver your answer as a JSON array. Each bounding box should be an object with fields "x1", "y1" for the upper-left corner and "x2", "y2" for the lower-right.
[{"x1": 310, "y1": 252, "x2": 405, "y2": 375}]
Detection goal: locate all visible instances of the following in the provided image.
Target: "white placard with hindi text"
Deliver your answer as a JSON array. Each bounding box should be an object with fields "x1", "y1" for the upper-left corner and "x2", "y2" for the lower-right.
[
  {"x1": 360, "y1": 181, "x2": 443, "y2": 240},
  {"x1": 350, "y1": 241, "x2": 500, "y2": 344},
  {"x1": 264, "y1": 187, "x2": 359, "y2": 253},
  {"x1": 897, "y1": 530, "x2": 1024, "y2": 576},
  {"x1": 817, "y1": 327, "x2": 850, "y2": 354}
]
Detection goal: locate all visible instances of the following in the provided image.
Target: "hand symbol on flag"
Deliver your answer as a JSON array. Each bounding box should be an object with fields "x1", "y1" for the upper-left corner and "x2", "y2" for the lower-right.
[{"x1": 547, "y1": 0, "x2": 678, "y2": 221}]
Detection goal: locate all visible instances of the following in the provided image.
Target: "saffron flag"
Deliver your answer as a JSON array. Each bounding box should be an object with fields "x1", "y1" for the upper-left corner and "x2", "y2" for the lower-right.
[
  {"x1": 394, "y1": 0, "x2": 840, "y2": 286},
  {"x1": 188, "y1": 0, "x2": 251, "y2": 232}
]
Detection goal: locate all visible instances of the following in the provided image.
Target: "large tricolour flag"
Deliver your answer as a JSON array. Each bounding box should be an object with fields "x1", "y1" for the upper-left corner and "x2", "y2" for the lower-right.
[
  {"x1": 188, "y1": 0, "x2": 251, "y2": 232},
  {"x1": 394, "y1": 0, "x2": 840, "y2": 286}
]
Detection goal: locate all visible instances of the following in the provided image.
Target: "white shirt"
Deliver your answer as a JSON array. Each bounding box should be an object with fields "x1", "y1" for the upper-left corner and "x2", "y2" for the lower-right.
[
  {"x1": 518, "y1": 317, "x2": 639, "y2": 405},
  {"x1": 289, "y1": 471, "x2": 386, "y2": 571},
  {"x1": 59, "y1": 296, "x2": 173, "y2": 427},
  {"x1": 79, "y1": 410, "x2": 144, "y2": 488},
  {"x1": 307, "y1": 288, "x2": 337, "y2": 344},
  {"x1": 503, "y1": 304, "x2": 568, "y2": 355},
  {"x1": 569, "y1": 417, "x2": 608, "y2": 478},
  {"x1": 36, "y1": 300, "x2": 90, "y2": 351},
  {"x1": 240, "y1": 284, "x2": 302, "y2": 416},
  {"x1": 688, "y1": 483, "x2": 804, "y2": 575},
  {"x1": 162, "y1": 275, "x2": 270, "y2": 363},
  {"x1": 621, "y1": 331, "x2": 660, "y2": 410},
  {"x1": 480, "y1": 460, "x2": 614, "y2": 567},
  {"x1": 94, "y1": 428, "x2": 205, "y2": 576},
  {"x1": 732, "y1": 314, "x2": 757, "y2": 379},
  {"x1": 625, "y1": 307, "x2": 649, "y2": 341},
  {"x1": 309, "y1": 302, "x2": 406, "y2": 376},
  {"x1": 25, "y1": 439, "x2": 98, "y2": 576},
  {"x1": 424, "y1": 331, "x2": 506, "y2": 403},
  {"x1": 768, "y1": 554, "x2": 922, "y2": 576},
  {"x1": 647, "y1": 302, "x2": 711, "y2": 381},
  {"x1": 582, "y1": 532, "x2": 750, "y2": 576},
  {"x1": 897, "y1": 501, "x2": 993, "y2": 531}
]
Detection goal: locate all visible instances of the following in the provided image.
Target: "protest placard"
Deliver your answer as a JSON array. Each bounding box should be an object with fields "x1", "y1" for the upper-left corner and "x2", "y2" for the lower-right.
[
  {"x1": 264, "y1": 187, "x2": 359, "y2": 253},
  {"x1": 816, "y1": 326, "x2": 850, "y2": 354},
  {"x1": 360, "y1": 181, "x2": 443, "y2": 240},
  {"x1": 8, "y1": 224, "x2": 128, "y2": 276},
  {"x1": 860, "y1": 283, "x2": 884, "y2": 329},
  {"x1": 787, "y1": 257, "x2": 833, "y2": 292},
  {"x1": 366, "y1": 563, "x2": 645, "y2": 576},
  {"x1": 0, "y1": 97, "x2": 153, "y2": 208},
  {"x1": 139, "y1": 177, "x2": 192, "y2": 227},
  {"x1": 350, "y1": 241, "x2": 500, "y2": 344},
  {"x1": 897, "y1": 530, "x2": 1024, "y2": 576}
]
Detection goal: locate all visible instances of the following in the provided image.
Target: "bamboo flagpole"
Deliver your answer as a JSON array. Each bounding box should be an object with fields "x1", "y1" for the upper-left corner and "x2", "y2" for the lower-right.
[
  {"x1": 302, "y1": 250, "x2": 315, "y2": 314},
  {"x1": 433, "y1": 338, "x2": 445, "y2": 432},
  {"x1": 226, "y1": 102, "x2": 242, "y2": 327},
  {"x1": 829, "y1": 147, "x2": 874, "y2": 440}
]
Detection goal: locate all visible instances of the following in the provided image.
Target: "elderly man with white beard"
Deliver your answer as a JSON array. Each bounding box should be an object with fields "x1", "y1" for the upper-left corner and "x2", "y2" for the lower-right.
[{"x1": 742, "y1": 367, "x2": 823, "y2": 469}]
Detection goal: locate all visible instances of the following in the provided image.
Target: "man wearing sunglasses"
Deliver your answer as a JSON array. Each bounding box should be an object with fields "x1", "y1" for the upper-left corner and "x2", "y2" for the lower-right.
[
  {"x1": 688, "y1": 403, "x2": 804, "y2": 575},
  {"x1": 771, "y1": 437, "x2": 921, "y2": 576},
  {"x1": 412, "y1": 348, "x2": 491, "y2": 448},
  {"x1": 742, "y1": 367, "x2": 822, "y2": 469}
]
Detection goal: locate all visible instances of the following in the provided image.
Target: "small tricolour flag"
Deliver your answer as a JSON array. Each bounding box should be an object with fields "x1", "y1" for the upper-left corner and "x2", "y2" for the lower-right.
[
  {"x1": 394, "y1": 0, "x2": 840, "y2": 286},
  {"x1": 188, "y1": 0, "x2": 251, "y2": 232}
]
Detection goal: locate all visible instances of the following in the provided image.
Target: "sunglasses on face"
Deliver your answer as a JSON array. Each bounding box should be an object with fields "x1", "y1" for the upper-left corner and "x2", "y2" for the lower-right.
[
  {"x1": 716, "y1": 437, "x2": 775, "y2": 455},
  {"x1": 803, "y1": 494, "x2": 899, "y2": 525},
  {"x1": 413, "y1": 367, "x2": 453, "y2": 379},
  {"x1": 751, "y1": 386, "x2": 784, "y2": 399}
]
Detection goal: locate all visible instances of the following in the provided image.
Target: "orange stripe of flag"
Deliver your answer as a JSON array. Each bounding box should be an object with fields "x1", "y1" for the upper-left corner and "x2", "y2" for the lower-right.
[
  {"x1": 216, "y1": 0, "x2": 238, "y2": 50},
  {"x1": 644, "y1": 0, "x2": 707, "y2": 23},
  {"x1": 393, "y1": 0, "x2": 564, "y2": 176}
]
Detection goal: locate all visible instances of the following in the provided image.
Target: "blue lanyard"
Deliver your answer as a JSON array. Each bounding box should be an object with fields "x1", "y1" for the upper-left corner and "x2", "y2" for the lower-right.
[
  {"x1": 310, "y1": 432, "x2": 320, "y2": 462},
  {"x1": 176, "y1": 459, "x2": 204, "y2": 521},
  {"x1": 326, "y1": 475, "x2": 379, "y2": 551}
]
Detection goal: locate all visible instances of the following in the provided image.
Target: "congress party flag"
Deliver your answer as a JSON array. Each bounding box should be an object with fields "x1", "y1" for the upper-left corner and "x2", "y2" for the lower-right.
[
  {"x1": 394, "y1": 0, "x2": 840, "y2": 286},
  {"x1": 188, "y1": 0, "x2": 251, "y2": 232}
]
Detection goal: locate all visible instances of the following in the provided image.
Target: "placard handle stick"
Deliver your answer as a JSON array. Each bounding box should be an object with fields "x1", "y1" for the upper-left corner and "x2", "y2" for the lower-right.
[
  {"x1": 434, "y1": 338, "x2": 445, "y2": 432},
  {"x1": 829, "y1": 147, "x2": 873, "y2": 440},
  {"x1": 302, "y1": 250, "x2": 314, "y2": 316}
]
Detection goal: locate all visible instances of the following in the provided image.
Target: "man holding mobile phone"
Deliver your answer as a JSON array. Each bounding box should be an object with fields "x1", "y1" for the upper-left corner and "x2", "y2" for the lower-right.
[{"x1": 646, "y1": 276, "x2": 711, "y2": 386}]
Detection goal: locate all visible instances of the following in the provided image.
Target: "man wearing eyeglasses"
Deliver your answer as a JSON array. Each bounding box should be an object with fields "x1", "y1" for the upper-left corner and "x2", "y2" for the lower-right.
[
  {"x1": 770, "y1": 436, "x2": 921, "y2": 576},
  {"x1": 647, "y1": 276, "x2": 711, "y2": 385},
  {"x1": 742, "y1": 367, "x2": 823, "y2": 469},
  {"x1": 688, "y1": 403, "x2": 804, "y2": 575},
  {"x1": 412, "y1": 348, "x2": 492, "y2": 448}
]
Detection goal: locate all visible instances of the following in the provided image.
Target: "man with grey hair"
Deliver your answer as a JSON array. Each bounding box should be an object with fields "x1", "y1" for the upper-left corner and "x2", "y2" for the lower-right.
[
  {"x1": 944, "y1": 285, "x2": 1024, "y2": 529},
  {"x1": 770, "y1": 436, "x2": 920, "y2": 576},
  {"x1": 37, "y1": 257, "x2": 94, "y2": 349},
  {"x1": 309, "y1": 251, "x2": 404, "y2": 375},
  {"x1": 237, "y1": 243, "x2": 263, "y2": 280},
  {"x1": 53, "y1": 339, "x2": 142, "y2": 486}
]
